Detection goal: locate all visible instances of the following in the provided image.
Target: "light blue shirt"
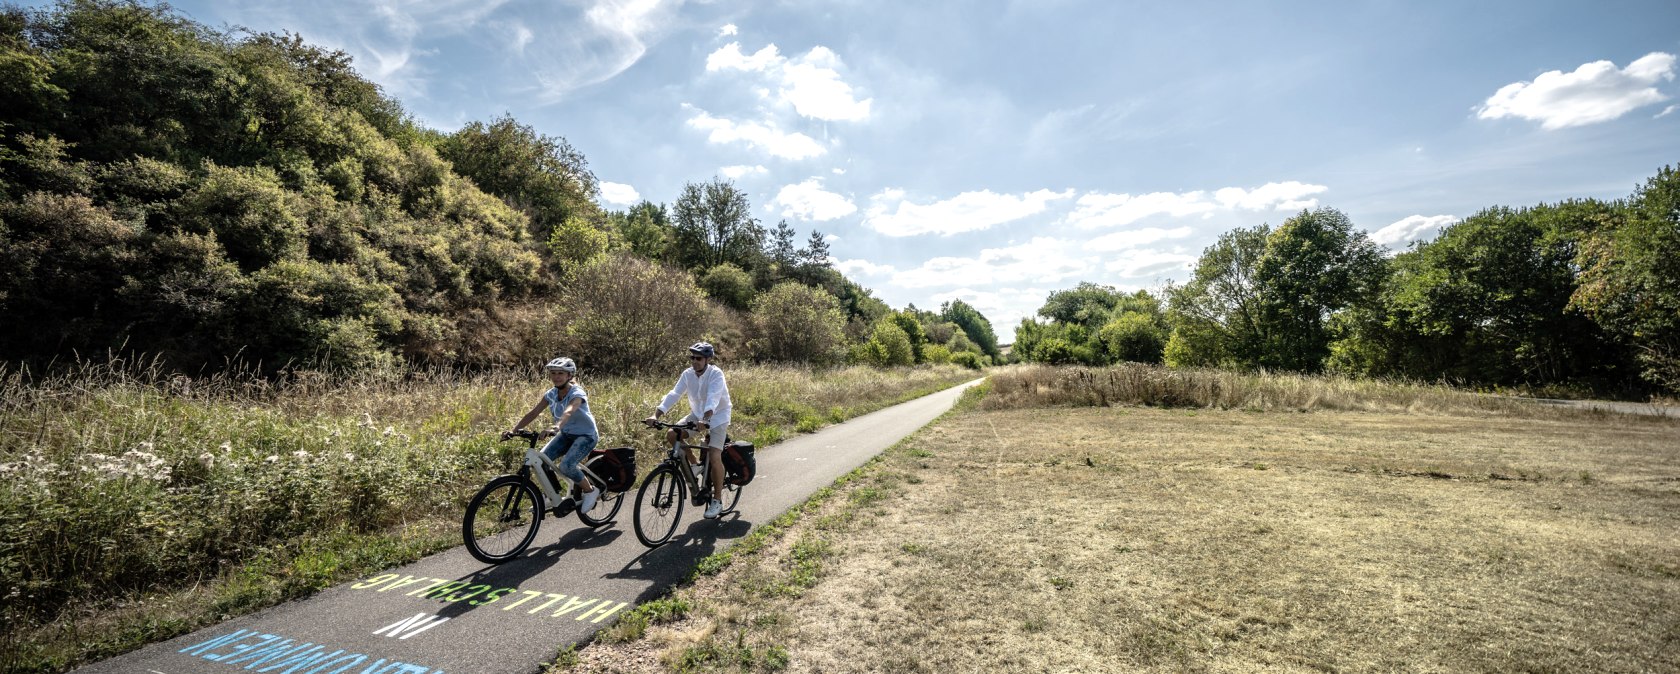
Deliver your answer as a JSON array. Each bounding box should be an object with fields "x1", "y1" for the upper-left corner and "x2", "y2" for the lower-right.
[{"x1": 544, "y1": 383, "x2": 598, "y2": 437}]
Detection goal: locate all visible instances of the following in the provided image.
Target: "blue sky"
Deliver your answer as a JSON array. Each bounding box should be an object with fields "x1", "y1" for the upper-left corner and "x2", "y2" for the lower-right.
[{"x1": 136, "y1": 0, "x2": 1680, "y2": 340}]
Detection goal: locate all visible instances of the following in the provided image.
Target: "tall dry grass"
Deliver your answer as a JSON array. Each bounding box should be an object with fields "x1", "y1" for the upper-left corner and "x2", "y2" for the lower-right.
[
  {"x1": 0, "y1": 356, "x2": 974, "y2": 673},
  {"x1": 983, "y1": 363, "x2": 1554, "y2": 416}
]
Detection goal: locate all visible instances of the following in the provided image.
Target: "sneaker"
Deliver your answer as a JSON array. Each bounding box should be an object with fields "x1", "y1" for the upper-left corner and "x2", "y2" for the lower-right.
[
  {"x1": 704, "y1": 498, "x2": 722, "y2": 519},
  {"x1": 580, "y1": 488, "x2": 599, "y2": 514}
]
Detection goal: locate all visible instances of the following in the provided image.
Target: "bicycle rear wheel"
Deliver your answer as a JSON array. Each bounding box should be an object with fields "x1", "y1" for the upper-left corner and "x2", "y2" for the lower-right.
[
  {"x1": 717, "y1": 482, "x2": 744, "y2": 516},
  {"x1": 576, "y1": 467, "x2": 623, "y2": 527},
  {"x1": 633, "y1": 465, "x2": 684, "y2": 547},
  {"x1": 463, "y1": 475, "x2": 543, "y2": 564}
]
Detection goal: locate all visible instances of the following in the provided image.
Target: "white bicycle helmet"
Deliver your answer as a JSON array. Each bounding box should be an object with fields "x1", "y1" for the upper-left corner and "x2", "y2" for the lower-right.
[{"x1": 544, "y1": 357, "x2": 577, "y2": 373}]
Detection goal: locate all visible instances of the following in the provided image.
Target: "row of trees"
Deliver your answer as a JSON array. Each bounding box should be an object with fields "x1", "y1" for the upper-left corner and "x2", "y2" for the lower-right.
[
  {"x1": 0, "y1": 0, "x2": 1000, "y2": 375},
  {"x1": 1013, "y1": 167, "x2": 1680, "y2": 394}
]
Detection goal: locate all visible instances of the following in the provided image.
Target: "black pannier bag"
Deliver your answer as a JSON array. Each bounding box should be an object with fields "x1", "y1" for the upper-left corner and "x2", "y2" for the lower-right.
[
  {"x1": 722, "y1": 440, "x2": 755, "y2": 486},
  {"x1": 591, "y1": 446, "x2": 637, "y2": 492}
]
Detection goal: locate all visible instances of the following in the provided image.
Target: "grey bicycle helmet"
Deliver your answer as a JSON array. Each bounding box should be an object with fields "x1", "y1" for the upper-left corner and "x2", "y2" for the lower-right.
[
  {"x1": 688, "y1": 342, "x2": 716, "y2": 358},
  {"x1": 545, "y1": 356, "x2": 577, "y2": 373}
]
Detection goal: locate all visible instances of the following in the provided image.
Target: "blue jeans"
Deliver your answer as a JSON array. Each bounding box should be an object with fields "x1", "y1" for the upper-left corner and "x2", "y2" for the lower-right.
[{"x1": 543, "y1": 432, "x2": 597, "y2": 484}]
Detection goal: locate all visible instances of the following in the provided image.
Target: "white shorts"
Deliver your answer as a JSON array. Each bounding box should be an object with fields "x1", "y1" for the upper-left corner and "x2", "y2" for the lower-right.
[{"x1": 679, "y1": 415, "x2": 729, "y2": 449}]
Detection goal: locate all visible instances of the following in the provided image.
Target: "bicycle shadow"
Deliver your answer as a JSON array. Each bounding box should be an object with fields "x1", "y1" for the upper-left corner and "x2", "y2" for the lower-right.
[
  {"x1": 604, "y1": 513, "x2": 755, "y2": 603},
  {"x1": 431, "y1": 515, "x2": 626, "y2": 620}
]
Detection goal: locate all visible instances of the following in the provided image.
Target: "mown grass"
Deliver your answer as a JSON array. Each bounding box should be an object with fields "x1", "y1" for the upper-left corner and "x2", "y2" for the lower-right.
[
  {"x1": 564, "y1": 374, "x2": 1679, "y2": 673},
  {"x1": 0, "y1": 357, "x2": 975, "y2": 674}
]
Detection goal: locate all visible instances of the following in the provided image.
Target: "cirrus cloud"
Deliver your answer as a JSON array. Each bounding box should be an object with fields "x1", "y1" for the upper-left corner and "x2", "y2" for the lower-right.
[{"x1": 1477, "y1": 52, "x2": 1676, "y2": 130}]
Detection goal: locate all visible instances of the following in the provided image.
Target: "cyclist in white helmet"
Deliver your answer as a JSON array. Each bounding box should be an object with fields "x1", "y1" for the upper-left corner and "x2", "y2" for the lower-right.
[
  {"x1": 645, "y1": 342, "x2": 733, "y2": 519},
  {"x1": 504, "y1": 356, "x2": 601, "y2": 514}
]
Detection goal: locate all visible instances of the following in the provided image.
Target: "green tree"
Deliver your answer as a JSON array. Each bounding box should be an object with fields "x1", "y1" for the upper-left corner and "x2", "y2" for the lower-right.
[
  {"x1": 941, "y1": 299, "x2": 1000, "y2": 361},
  {"x1": 887, "y1": 310, "x2": 928, "y2": 363},
  {"x1": 436, "y1": 114, "x2": 598, "y2": 242},
  {"x1": 1572, "y1": 166, "x2": 1680, "y2": 390},
  {"x1": 1165, "y1": 225, "x2": 1269, "y2": 368},
  {"x1": 1097, "y1": 312, "x2": 1166, "y2": 364},
  {"x1": 672, "y1": 177, "x2": 764, "y2": 271},
  {"x1": 858, "y1": 319, "x2": 914, "y2": 367}
]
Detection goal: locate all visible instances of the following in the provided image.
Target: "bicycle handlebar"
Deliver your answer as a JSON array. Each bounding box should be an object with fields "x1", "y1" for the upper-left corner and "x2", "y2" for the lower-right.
[{"x1": 643, "y1": 420, "x2": 699, "y2": 430}]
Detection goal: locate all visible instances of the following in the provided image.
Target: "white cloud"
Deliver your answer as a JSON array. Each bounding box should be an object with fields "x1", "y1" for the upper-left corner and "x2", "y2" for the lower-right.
[
  {"x1": 832, "y1": 168, "x2": 847, "y2": 175},
  {"x1": 1104, "y1": 249, "x2": 1197, "y2": 278},
  {"x1": 928, "y1": 286, "x2": 1055, "y2": 342},
  {"x1": 1067, "y1": 181, "x2": 1328, "y2": 230},
  {"x1": 892, "y1": 238, "x2": 1093, "y2": 288},
  {"x1": 1371, "y1": 215, "x2": 1456, "y2": 248},
  {"x1": 686, "y1": 108, "x2": 827, "y2": 159},
  {"x1": 718, "y1": 23, "x2": 739, "y2": 37},
  {"x1": 865, "y1": 188, "x2": 1074, "y2": 237},
  {"x1": 773, "y1": 179, "x2": 858, "y2": 221},
  {"x1": 599, "y1": 181, "x2": 640, "y2": 205},
  {"x1": 720, "y1": 165, "x2": 768, "y2": 179},
  {"x1": 834, "y1": 259, "x2": 896, "y2": 277},
  {"x1": 1477, "y1": 52, "x2": 1676, "y2": 130},
  {"x1": 1087, "y1": 227, "x2": 1193, "y2": 252},
  {"x1": 705, "y1": 41, "x2": 873, "y2": 121},
  {"x1": 1658, "y1": 104, "x2": 1679, "y2": 119}
]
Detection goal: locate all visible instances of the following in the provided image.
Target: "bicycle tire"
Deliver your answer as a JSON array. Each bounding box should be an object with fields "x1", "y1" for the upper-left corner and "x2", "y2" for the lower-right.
[
  {"x1": 633, "y1": 465, "x2": 685, "y2": 547},
  {"x1": 717, "y1": 481, "x2": 743, "y2": 516},
  {"x1": 463, "y1": 475, "x2": 543, "y2": 564},
  {"x1": 576, "y1": 464, "x2": 623, "y2": 527}
]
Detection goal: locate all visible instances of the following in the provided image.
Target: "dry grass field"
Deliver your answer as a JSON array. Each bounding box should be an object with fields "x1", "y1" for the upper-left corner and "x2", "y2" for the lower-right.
[{"x1": 569, "y1": 397, "x2": 1680, "y2": 672}]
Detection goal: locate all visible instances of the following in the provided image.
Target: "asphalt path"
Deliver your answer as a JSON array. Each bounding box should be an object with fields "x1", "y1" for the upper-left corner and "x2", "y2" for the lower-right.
[{"x1": 76, "y1": 379, "x2": 981, "y2": 674}]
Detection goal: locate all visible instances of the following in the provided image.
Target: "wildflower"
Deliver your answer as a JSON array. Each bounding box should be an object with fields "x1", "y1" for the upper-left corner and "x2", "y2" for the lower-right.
[
  {"x1": 382, "y1": 426, "x2": 395, "y2": 437},
  {"x1": 292, "y1": 450, "x2": 311, "y2": 461},
  {"x1": 219, "y1": 441, "x2": 232, "y2": 453},
  {"x1": 264, "y1": 455, "x2": 278, "y2": 463},
  {"x1": 343, "y1": 453, "x2": 355, "y2": 461},
  {"x1": 359, "y1": 413, "x2": 375, "y2": 428},
  {"x1": 197, "y1": 452, "x2": 215, "y2": 471}
]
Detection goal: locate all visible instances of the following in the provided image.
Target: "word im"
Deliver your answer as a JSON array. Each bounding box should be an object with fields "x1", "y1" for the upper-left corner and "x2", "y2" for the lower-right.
[
  {"x1": 179, "y1": 629, "x2": 443, "y2": 673},
  {"x1": 348, "y1": 574, "x2": 628, "y2": 623}
]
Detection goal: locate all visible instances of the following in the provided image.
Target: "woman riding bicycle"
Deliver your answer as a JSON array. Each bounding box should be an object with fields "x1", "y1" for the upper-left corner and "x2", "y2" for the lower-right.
[
  {"x1": 644, "y1": 342, "x2": 732, "y2": 519},
  {"x1": 504, "y1": 356, "x2": 601, "y2": 514}
]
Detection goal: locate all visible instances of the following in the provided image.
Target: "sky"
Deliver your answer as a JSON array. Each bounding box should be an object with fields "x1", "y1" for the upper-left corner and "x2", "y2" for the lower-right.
[{"x1": 114, "y1": 0, "x2": 1680, "y2": 341}]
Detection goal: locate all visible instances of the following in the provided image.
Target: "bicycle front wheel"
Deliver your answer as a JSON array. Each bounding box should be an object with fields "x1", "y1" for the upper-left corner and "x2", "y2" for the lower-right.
[
  {"x1": 633, "y1": 465, "x2": 685, "y2": 547},
  {"x1": 463, "y1": 475, "x2": 543, "y2": 564}
]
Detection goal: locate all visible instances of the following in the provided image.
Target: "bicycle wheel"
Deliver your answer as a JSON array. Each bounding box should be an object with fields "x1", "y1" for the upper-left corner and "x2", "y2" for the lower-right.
[
  {"x1": 576, "y1": 468, "x2": 623, "y2": 527},
  {"x1": 717, "y1": 481, "x2": 744, "y2": 516},
  {"x1": 633, "y1": 465, "x2": 685, "y2": 547},
  {"x1": 463, "y1": 475, "x2": 543, "y2": 564}
]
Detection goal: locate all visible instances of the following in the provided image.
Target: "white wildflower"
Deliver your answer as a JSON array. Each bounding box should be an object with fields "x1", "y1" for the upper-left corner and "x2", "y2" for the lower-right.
[
  {"x1": 343, "y1": 453, "x2": 355, "y2": 462},
  {"x1": 264, "y1": 455, "x2": 278, "y2": 463},
  {"x1": 219, "y1": 441, "x2": 232, "y2": 453},
  {"x1": 382, "y1": 426, "x2": 395, "y2": 437},
  {"x1": 359, "y1": 413, "x2": 375, "y2": 428},
  {"x1": 291, "y1": 450, "x2": 311, "y2": 461},
  {"x1": 197, "y1": 452, "x2": 215, "y2": 471}
]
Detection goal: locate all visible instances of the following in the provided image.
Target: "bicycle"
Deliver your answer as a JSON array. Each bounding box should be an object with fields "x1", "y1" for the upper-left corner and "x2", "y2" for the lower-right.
[
  {"x1": 461, "y1": 429, "x2": 634, "y2": 564},
  {"x1": 632, "y1": 420, "x2": 750, "y2": 547}
]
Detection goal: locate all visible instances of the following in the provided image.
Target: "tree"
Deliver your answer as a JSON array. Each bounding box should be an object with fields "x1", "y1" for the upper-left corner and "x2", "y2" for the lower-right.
[
  {"x1": 1098, "y1": 312, "x2": 1166, "y2": 364},
  {"x1": 857, "y1": 320, "x2": 914, "y2": 367},
  {"x1": 941, "y1": 299, "x2": 1000, "y2": 361},
  {"x1": 797, "y1": 229, "x2": 832, "y2": 267},
  {"x1": 608, "y1": 200, "x2": 672, "y2": 262},
  {"x1": 887, "y1": 310, "x2": 928, "y2": 363},
  {"x1": 1166, "y1": 208, "x2": 1383, "y2": 372},
  {"x1": 1039, "y1": 282, "x2": 1128, "y2": 327},
  {"x1": 747, "y1": 281, "x2": 847, "y2": 364},
  {"x1": 671, "y1": 177, "x2": 764, "y2": 271},
  {"x1": 1572, "y1": 166, "x2": 1680, "y2": 390},
  {"x1": 436, "y1": 114, "x2": 598, "y2": 242},
  {"x1": 558, "y1": 254, "x2": 710, "y2": 374},
  {"x1": 768, "y1": 219, "x2": 798, "y2": 266}
]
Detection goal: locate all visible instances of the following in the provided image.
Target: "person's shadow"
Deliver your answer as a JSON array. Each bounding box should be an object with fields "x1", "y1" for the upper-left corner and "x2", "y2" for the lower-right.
[{"x1": 606, "y1": 512, "x2": 754, "y2": 605}]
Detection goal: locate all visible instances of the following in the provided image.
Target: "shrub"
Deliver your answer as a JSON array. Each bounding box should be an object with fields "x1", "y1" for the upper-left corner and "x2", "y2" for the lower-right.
[
  {"x1": 748, "y1": 282, "x2": 847, "y2": 364},
  {"x1": 950, "y1": 351, "x2": 984, "y2": 370},
  {"x1": 699, "y1": 262, "x2": 756, "y2": 311},
  {"x1": 557, "y1": 254, "x2": 710, "y2": 373},
  {"x1": 1098, "y1": 312, "x2": 1167, "y2": 364}
]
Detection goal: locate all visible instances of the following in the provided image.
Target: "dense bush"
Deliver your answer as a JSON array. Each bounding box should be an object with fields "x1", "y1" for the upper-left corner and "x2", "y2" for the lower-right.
[
  {"x1": 554, "y1": 254, "x2": 710, "y2": 374},
  {"x1": 747, "y1": 282, "x2": 847, "y2": 364}
]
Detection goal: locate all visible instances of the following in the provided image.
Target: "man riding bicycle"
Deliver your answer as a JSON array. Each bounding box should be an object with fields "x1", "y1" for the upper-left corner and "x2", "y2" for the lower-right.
[
  {"x1": 644, "y1": 342, "x2": 732, "y2": 519},
  {"x1": 505, "y1": 356, "x2": 601, "y2": 514}
]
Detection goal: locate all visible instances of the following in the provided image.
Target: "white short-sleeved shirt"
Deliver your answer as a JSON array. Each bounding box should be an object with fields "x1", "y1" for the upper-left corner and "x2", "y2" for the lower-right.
[{"x1": 658, "y1": 365, "x2": 731, "y2": 427}]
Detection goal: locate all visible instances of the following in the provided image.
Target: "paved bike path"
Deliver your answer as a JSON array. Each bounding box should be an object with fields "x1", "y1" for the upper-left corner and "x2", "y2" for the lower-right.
[{"x1": 77, "y1": 379, "x2": 982, "y2": 674}]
